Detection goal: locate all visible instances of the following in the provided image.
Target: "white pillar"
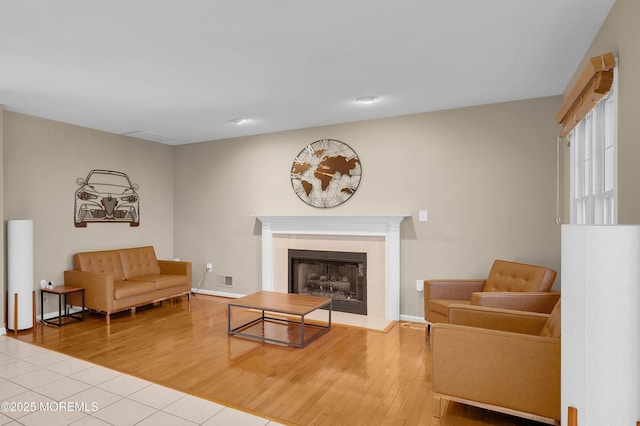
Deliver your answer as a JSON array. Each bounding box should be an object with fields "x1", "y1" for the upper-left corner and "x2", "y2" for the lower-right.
[
  {"x1": 385, "y1": 220, "x2": 401, "y2": 321},
  {"x1": 561, "y1": 225, "x2": 640, "y2": 426},
  {"x1": 7, "y1": 220, "x2": 34, "y2": 331},
  {"x1": 261, "y1": 221, "x2": 274, "y2": 291}
]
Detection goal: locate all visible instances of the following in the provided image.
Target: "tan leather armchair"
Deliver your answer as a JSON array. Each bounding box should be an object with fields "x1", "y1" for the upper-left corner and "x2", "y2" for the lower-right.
[
  {"x1": 432, "y1": 302, "x2": 561, "y2": 425},
  {"x1": 424, "y1": 260, "x2": 559, "y2": 328}
]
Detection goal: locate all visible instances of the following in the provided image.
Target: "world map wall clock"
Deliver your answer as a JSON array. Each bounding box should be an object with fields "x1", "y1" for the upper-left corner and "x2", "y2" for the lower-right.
[{"x1": 290, "y1": 139, "x2": 362, "y2": 208}]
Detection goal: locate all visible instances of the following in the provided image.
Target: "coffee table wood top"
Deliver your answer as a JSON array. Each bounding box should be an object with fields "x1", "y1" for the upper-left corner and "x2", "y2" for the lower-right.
[{"x1": 230, "y1": 291, "x2": 331, "y2": 316}]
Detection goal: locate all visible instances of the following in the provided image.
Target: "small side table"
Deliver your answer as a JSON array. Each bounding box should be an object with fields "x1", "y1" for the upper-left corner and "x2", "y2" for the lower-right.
[{"x1": 41, "y1": 286, "x2": 85, "y2": 327}]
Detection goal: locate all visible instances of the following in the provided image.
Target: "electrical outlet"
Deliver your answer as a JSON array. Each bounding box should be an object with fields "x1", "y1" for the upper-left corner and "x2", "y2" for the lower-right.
[
  {"x1": 416, "y1": 279, "x2": 424, "y2": 292},
  {"x1": 205, "y1": 263, "x2": 213, "y2": 272}
]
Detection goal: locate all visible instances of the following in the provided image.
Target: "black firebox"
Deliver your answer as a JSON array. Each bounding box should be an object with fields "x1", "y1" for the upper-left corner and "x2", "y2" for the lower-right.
[{"x1": 288, "y1": 249, "x2": 367, "y2": 315}]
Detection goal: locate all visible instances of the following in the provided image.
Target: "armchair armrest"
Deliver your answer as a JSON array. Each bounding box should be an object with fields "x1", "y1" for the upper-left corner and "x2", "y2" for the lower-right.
[
  {"x1": 471, "y1": 291, "x2": 561, "y2": 314},
  {"x1": 64, "y1": 270, "x2": 114, "y2": 313},
  {"x1": 432, "y1": 323, "x2": 560, "y2": 421},
  {"x1": 448, "y1": 304, "x2": 549, "y2": 335},
  {"x1": 425, "y1": 279, "x2": 485, "y2": 300}
]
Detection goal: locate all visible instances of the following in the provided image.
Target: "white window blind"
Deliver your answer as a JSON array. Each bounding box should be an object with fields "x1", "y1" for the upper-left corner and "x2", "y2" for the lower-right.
[{"x1": 569, "y1": 66, "x2": 617, "y2": 224}]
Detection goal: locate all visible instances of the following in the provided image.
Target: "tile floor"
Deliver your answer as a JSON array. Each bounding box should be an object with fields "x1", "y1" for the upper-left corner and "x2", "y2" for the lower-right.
[{"x1": 0, "y1": 336, "x2": 284, "y2": 426}]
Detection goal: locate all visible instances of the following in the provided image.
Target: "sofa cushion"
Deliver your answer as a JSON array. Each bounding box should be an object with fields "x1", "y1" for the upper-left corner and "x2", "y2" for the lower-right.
[
  {"x1": 120, "y1": 246, "x2": 161, "y2": 279},
  {"x1": 113, "y1": 280, "x2": 157, "y2": 300},
  {"x1": 129, "y1": 274, "x2": 189, "y2": 290},
  {"x1": 482, "y1": 260, "x2": 554, "y2": 292},
  {"x1": 74, "y1": 250, "x2": 125, "y2": 281}
]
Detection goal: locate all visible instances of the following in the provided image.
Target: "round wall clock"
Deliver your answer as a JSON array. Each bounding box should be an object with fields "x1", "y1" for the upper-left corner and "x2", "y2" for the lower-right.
[{"x1": 290, "y1": 139, "x2": 362, "y2": 208}]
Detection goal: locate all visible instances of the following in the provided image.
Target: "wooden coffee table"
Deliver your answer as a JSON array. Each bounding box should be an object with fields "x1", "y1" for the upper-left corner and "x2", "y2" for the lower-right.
[{"x1": 227, "y1": 291, "x2": 332, "y2": 348}]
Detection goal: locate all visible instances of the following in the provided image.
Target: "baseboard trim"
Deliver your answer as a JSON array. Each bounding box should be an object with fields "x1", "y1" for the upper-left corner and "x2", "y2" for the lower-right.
[
  {"x1": 400, "y1": 314, "x2": 426, "y2": 323},
  {"x1": 39, "y1": 307, "x2": 84, "y2": 322},
  {"x1": 191, "y1": 288, "x2": 244, "y2": 299},
  {"x1": 1, "y1": 307, "x2": 85, "y2": 335},
  {"x1": 191, "y1": 289, "x2": 427, "y2": 323}
]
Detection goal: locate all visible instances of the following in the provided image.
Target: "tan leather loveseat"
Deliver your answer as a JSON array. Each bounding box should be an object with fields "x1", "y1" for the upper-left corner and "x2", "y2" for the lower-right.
[{"x1": 64, "y1": 246, "x2": 192, "y2": 324}]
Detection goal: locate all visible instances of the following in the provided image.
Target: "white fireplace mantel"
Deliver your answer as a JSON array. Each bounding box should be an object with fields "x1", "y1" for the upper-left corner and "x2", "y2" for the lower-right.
[{"x1": 256, "y1": 214, "x2": 410, "y2": 321}]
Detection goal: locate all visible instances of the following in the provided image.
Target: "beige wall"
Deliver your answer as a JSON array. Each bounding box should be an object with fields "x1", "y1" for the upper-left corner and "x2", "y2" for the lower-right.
[
  {"x1": 174, "y1": 96, "x2": 562, "y2": 318},
  {"x1": 561, "y1": 0, "x2": 640, "y2": 223},
  {"x1": 2, "y1": 111, "x2": 176, "y2": 321},
  {"x1": 2, "y1": 97, "x2": 562, "y2": 322}
]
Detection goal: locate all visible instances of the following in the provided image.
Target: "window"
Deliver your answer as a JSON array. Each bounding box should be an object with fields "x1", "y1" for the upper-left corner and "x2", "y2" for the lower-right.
[{"x1": 569, "y1": 66, "x2": 617, "y2": 224}]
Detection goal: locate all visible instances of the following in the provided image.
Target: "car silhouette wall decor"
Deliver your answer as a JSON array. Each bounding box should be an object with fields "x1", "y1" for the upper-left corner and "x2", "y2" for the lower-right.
[{"x1": 74, "y1": 169, "x2": 140, "y2": 227}]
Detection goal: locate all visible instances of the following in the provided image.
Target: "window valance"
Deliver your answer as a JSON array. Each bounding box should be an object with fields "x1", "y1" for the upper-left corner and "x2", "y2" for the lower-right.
[{"x1": 556, "y1": 52, "x2": 615, "y2": 138}]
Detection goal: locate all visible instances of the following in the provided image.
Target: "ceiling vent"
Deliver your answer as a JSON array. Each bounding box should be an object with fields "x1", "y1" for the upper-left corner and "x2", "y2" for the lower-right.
[{"x1": 121, "y1": 131, "x2": 175, "y2": 144}]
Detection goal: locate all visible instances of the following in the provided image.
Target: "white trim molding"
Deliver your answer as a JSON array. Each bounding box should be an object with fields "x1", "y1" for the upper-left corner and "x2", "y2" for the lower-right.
[{"x1": 256, "y1": 214, "x2": 410, "y2": 321}]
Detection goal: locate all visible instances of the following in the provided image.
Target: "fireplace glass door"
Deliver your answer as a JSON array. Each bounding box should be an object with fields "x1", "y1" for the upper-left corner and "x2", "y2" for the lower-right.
[{"x1": 288, "y1": 249, "x2": 366, "y2": 315}]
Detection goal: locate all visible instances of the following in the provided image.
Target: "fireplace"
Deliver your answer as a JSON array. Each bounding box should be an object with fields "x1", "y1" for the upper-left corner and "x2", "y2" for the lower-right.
[
  {"x1": 288, "y1": 249, "x2": 367, "y2": 315},
  {"x1": 257, "y1": 214, "x2": 410, "y2": 322}
]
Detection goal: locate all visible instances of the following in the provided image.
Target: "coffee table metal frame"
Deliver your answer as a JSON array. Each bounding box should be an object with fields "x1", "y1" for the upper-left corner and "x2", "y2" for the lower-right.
[{"x1": 228, "y1": 291, "x2": 332, "y2": 348}]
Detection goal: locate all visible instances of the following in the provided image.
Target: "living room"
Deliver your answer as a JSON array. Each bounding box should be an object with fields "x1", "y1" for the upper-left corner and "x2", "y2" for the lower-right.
[{"x1": 2, "y1": 0, "x2": 640, "y2": 425}]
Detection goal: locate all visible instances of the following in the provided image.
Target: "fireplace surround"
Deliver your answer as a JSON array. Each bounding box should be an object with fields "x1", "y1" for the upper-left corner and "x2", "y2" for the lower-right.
[{"x1": 257, "y1": 214, "x2": 409, "y2": 322}]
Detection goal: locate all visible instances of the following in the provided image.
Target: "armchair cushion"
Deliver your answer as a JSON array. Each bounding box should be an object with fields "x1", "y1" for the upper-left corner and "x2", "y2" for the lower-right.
[
  {"x1": 471, "y1": 291, "x2": 561, "y2": 313},
  {"x1": 447, "y1": 304, "x2": 550, "y2": 335}
]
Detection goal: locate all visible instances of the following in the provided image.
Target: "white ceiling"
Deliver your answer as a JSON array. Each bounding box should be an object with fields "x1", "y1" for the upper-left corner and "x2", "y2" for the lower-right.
[{"x1": 0, "y1": 0, "x2": 615, "y2": 145}]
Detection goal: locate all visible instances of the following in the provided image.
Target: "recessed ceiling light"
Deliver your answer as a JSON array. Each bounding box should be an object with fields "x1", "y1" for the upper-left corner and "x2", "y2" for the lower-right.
[
  {"x1": 356, "y1": 96, "x2": 379, "y2": 104},
  {"x1": 230, "y1": 118, "x2": 248, "y2": 125}
]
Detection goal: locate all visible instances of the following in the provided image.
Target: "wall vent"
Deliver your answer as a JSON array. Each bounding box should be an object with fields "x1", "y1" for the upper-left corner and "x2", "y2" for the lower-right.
[{"x1": 216, "y1": 275, "x2": 233, "y2": 287}]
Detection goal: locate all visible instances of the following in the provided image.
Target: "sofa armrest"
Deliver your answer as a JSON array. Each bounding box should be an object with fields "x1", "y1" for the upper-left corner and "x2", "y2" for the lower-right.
[
  {"x1": 158, "y1": 260, "x2": 191, "y2": 277},
  {"x1": 158, "y1": 260, "x2": 192, "y2": 291},
  {"x1": 432, "y1": 323, "x2": 560, "y2": 421},
  {"x1": 64, "y1": 270, "x2": 114, "y2": 313},
  {"x1": 425, "y1": 280, "x2": 485, "y2": 301},
  {"x1": 471, "y1": 291, "x2": 561, "y2": 314},
  {"x1": 448, "y1": 304, "x2": 549, "y2": 335}
]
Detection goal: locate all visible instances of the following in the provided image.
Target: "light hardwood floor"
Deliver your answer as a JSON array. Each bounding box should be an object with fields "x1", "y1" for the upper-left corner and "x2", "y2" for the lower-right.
[{"x1": 12, "y1": 294, "x2": 548, "y2": 426}]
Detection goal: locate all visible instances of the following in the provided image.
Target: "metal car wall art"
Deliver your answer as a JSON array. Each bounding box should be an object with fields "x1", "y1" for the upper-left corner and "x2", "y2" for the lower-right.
[{"x1": 74, "y1": 169, "x2": 140, "y2": 227}]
